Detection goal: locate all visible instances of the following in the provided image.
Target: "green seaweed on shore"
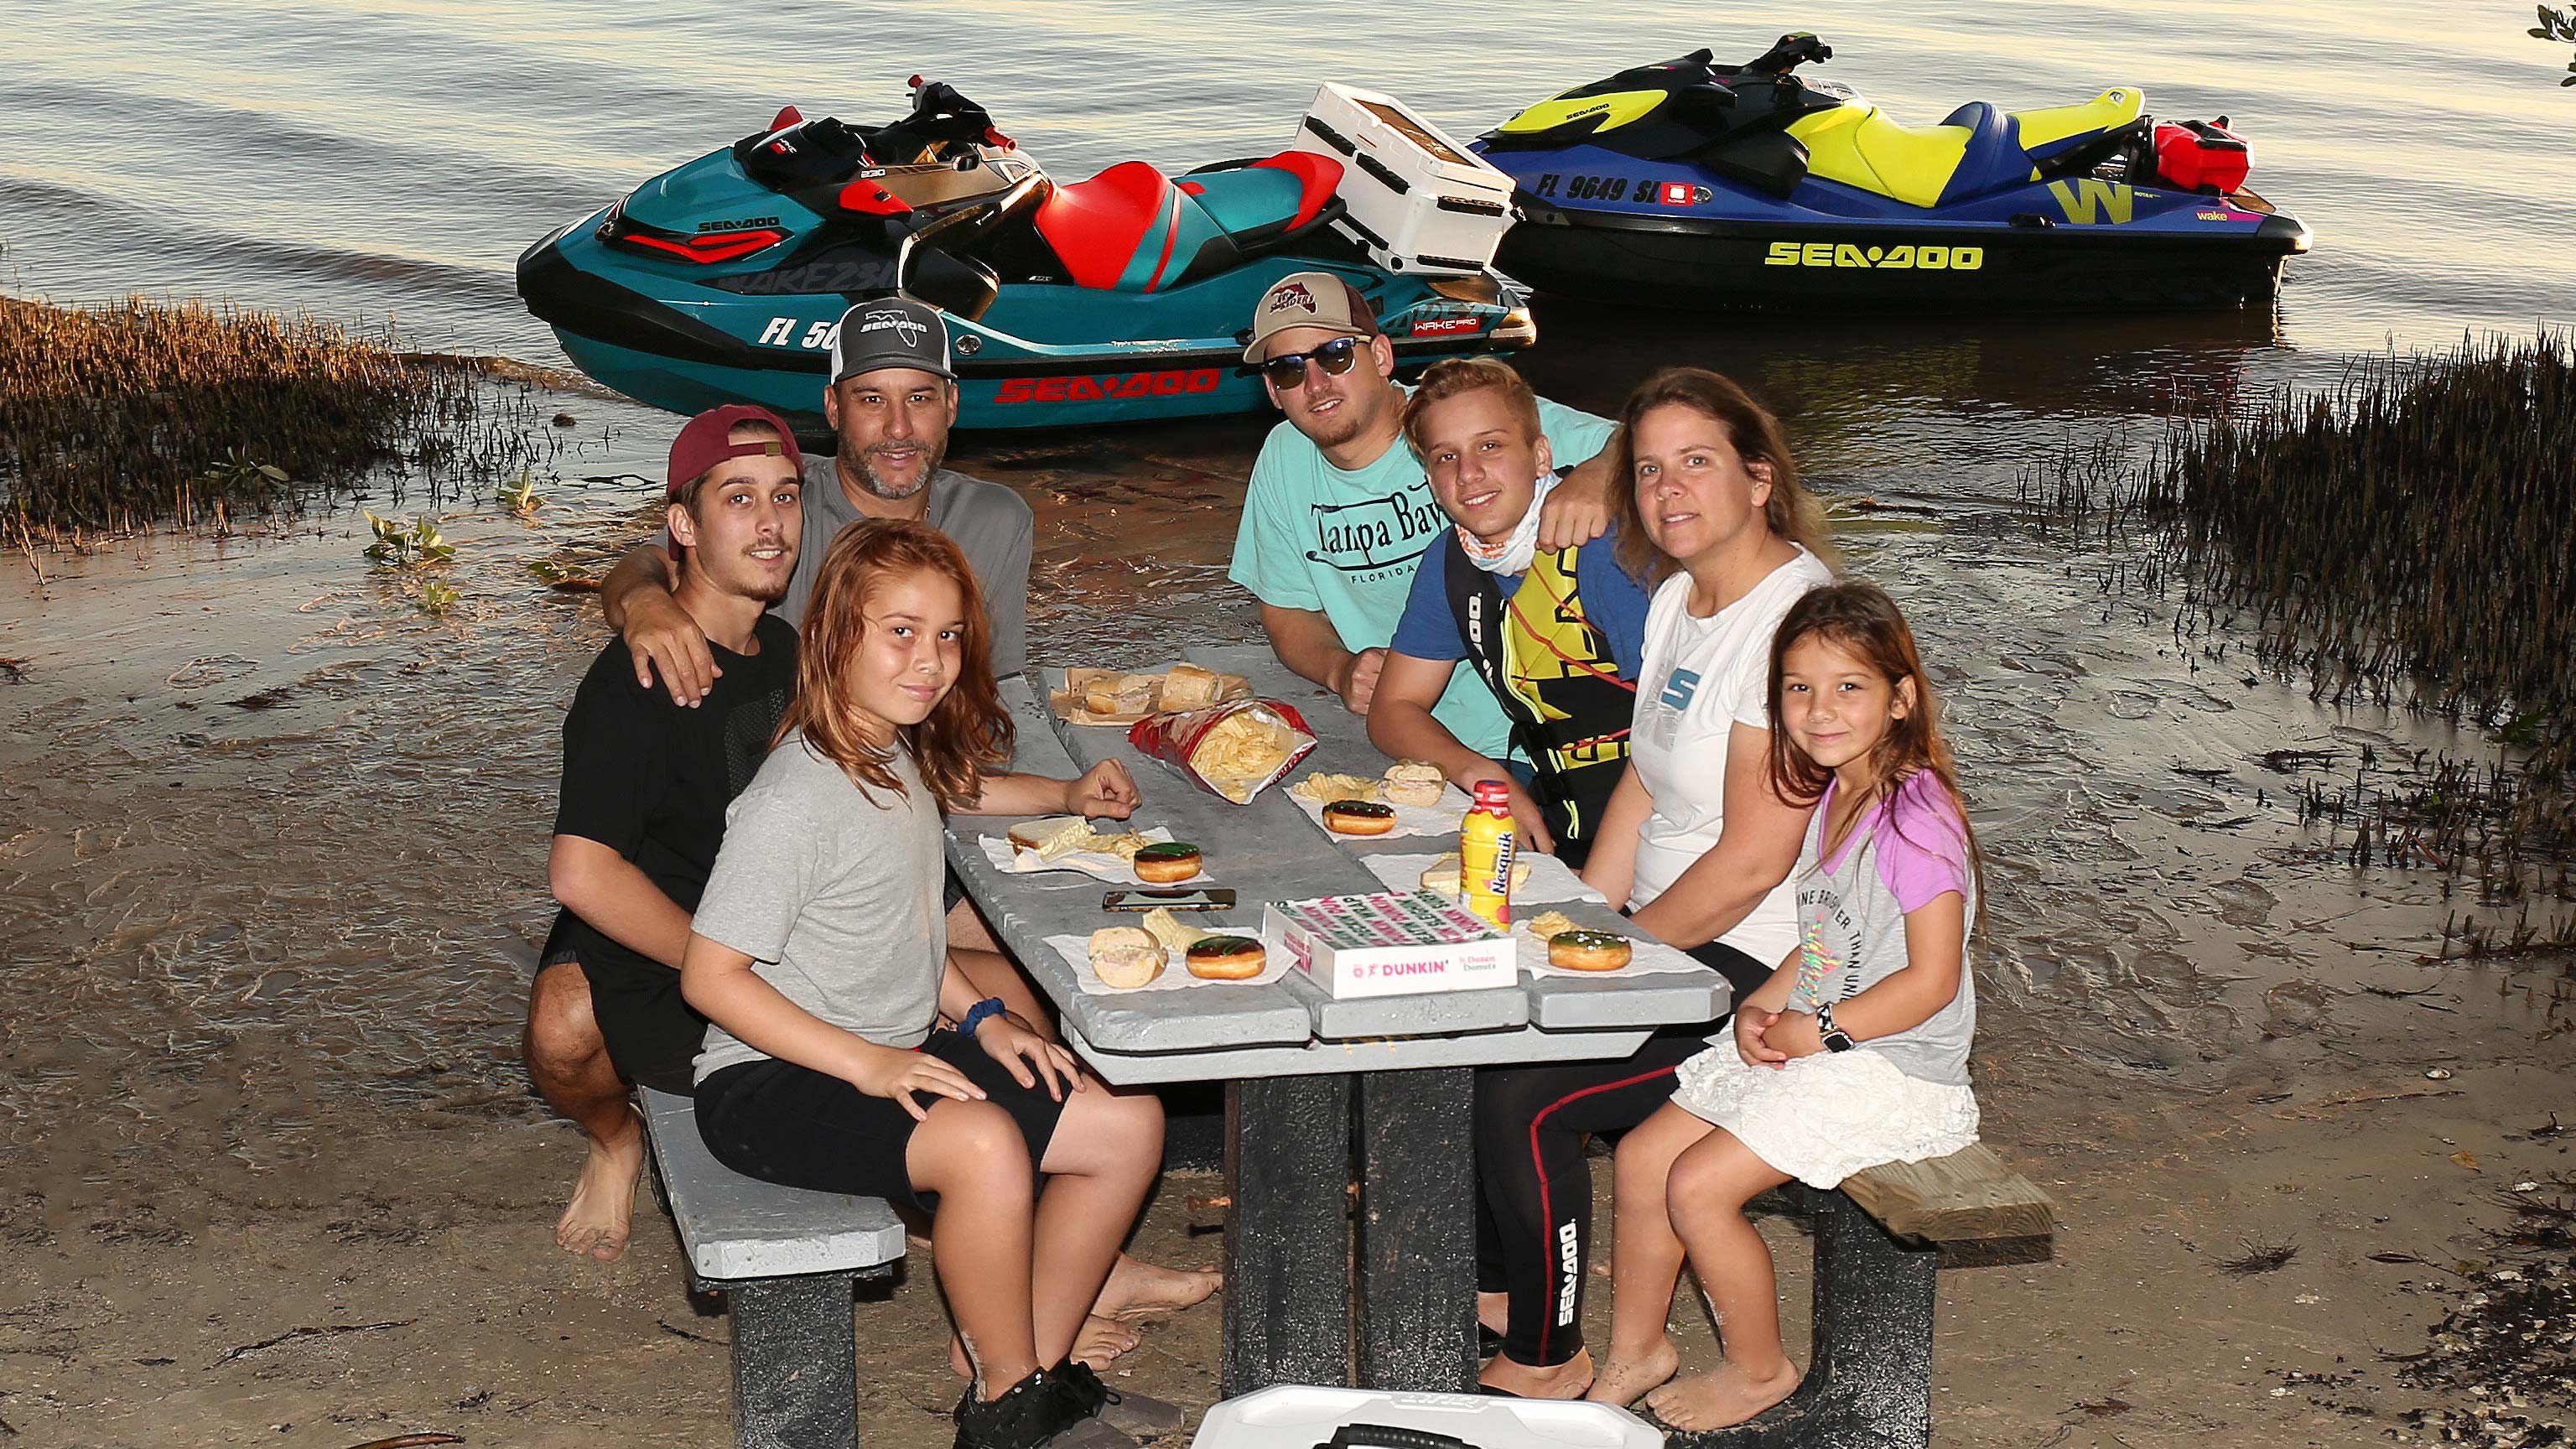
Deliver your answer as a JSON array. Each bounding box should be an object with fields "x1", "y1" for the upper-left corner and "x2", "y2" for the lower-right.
[
  {"x1": 0, "y1": 294, "x2": 559, "y2": 535},
  {"x1": 2023, "y1": 330, "x2": 2576, "y2": 900}
]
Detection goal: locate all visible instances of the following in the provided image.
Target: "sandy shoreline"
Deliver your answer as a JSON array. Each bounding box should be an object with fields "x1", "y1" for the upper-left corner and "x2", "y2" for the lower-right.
[{"x1": 2, "y1": 409, "x2": 2567, "y2": 1446}]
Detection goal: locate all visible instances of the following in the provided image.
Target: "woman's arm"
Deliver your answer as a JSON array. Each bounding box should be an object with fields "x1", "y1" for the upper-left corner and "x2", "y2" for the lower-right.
[
  {"x1": 1626, "y1": 723, "x2": 1811, "y2": 950},
  {"x1": 1578, "y1": 761, "x2": 1650, "y2": 909},
  {"x1": 681, "y1": 932, "x2": 983, "y2": 1118}
]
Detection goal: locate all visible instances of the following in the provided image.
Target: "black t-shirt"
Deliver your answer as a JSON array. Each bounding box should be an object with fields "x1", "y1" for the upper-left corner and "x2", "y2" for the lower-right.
[{"x1": 552, "y1": 612, "x2": 799, "y2": 992}]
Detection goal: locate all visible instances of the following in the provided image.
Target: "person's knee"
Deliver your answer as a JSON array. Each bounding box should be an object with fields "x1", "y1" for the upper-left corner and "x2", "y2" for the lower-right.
[
  {"x1": 1665, "y1": 1139, "x2": 1757, "y2": 1213},
  {"x1": 916, "y1": 1100, "x2": 1035, "y2": 1192},
  {"x1": 1098, "y1": 1086, "x2": 1165, "y2": 1161},
  {"x1": 526, "y1": 964, "x2": 606, "y2": 1074}
]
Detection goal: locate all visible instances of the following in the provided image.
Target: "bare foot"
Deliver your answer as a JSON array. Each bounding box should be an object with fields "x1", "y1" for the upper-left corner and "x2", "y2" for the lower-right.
[
  {"x1": 1477, "y1": 1291, "x2": 1508, "y2": 1337},
  {"x1": 948, "y1": 1315, "x2": 1140, "y2": 1379},
  {"x1": 554, "y1": 1119, "x2": 643, "y2": 1263},
  {"x1": 1479, "y1": 1348, "x2": 1592, "y2": 1399},
  {"x1": 1644, "y1": 1360, "x2": 1803, "y2": 1431},
  {"x1": 1584, "y1": 1337, "x2": 1680, "y2": 1409},
  {"x1": 1071, "y1": 1314, "x2": 1143, "y2": 1368},
  {"x1": 1093, "y1": 1254, "x2": 1221, "y2": 1322}
]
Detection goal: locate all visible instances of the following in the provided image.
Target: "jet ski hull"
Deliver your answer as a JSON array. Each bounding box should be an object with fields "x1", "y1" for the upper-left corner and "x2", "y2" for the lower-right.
[
  {"x1": 521, "y1": 185, "x2": 1529, "y2": 432},
  {"x1": 1497, "y1": 202, "x2": 2309, "y2": 311}
]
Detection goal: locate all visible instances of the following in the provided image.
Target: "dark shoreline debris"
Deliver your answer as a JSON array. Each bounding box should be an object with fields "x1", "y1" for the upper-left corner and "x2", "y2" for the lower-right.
[
  {"x1": 213, "y1": 1317, "x2": 414, "y2": 1365},
  {"x1": 2219, "y1": 1239, "x2": 2301, "y2": 1275}
]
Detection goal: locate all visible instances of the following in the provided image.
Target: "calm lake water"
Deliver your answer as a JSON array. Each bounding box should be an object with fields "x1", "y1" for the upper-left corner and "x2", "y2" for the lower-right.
[{"x1": 8, "y1": 0, "x2": 2571, "y2": 371}]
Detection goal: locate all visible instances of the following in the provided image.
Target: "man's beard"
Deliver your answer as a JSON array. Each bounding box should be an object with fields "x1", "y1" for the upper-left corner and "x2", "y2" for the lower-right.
[{"x1": 841, "y1": 438, "x2": 943, "y2": 501}]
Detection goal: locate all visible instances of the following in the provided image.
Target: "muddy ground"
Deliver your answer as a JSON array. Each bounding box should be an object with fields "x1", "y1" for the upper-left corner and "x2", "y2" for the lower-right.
[{"x1": 2, "y1": 404, "x2": 2568, "y2": 1448}]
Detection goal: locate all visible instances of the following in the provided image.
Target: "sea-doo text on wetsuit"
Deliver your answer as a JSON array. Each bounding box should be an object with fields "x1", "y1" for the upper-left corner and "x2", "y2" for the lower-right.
[{"x1": 1439, "y1": 534, "x2": 1641, "y2": 869}]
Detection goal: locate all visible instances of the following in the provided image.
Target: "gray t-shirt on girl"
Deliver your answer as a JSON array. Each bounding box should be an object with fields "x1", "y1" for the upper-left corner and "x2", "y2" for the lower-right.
[
  {"x1": 1784, "y1": 771, "x2": 1977, "y2": 1086},
  {"x1": 689, "y1": 730, "x2": 948, "y2": 1083}
]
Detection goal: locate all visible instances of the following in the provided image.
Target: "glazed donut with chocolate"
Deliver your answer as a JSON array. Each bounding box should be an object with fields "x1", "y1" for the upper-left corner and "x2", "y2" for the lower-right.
[
  {"x1": 1184, "y1": 934, "x2": 1267, "y2": 979},
  {"x1": 1322, "y1": 799, "x2": 1398, "y2": 836},
  {"x1": 1132, "y1": 841, "x2": 1202, "y2": 883},
  {"x1": 1545, "y1": 929, "x2": 1633, "y2": 972}
]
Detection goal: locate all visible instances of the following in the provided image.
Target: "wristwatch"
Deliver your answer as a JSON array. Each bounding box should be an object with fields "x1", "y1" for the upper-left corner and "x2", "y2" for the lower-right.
[
  {"x1": 1815, "y1": 1002, "x2": 1857, "y2": 1053},
  {"x1": 958, "y1": 997, "x2": 1007, "y2": 1039}
]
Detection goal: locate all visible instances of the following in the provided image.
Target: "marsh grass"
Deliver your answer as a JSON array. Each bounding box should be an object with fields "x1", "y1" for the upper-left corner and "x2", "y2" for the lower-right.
[
  {"x1": 0, "y1": 294, "x2": 562, "y2": 536},
  {"x1": 2023, "y1": 330, "x2": 2576, "y2": 899}
]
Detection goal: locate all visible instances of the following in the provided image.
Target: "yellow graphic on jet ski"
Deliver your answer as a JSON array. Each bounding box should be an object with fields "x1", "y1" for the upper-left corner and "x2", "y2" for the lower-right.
[{"x1": 1494, "y1": 89, "x2": 1670, "y2": 138}]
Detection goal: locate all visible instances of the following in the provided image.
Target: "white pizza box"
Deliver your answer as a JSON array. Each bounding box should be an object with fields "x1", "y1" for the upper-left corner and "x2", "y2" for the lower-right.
[
  {"x1": 1264, "y1": 891, "x2": 1517, "y2": 1000},
  {"x1": 1291, "y1": 82, "x2": 1515, "y2": 274},
  {"x1": 1191, "y1": 1384, "x2": 1662, "y2": 1449}
]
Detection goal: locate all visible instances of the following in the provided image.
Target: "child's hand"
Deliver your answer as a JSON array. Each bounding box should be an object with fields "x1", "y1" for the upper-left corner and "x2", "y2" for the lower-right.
[
  {"x1": 1767, "y1": 1010, "x2": 1826, "y2": 1062},
  {"x1": 848, "y1": 1043, "x2": 985, "y2": 1121},
  {"x1": 1735, "y1": 1006, "x2": 1787, "y2": 1068},
  {"x1": 979, "y1": 1017, "x2": 1085, "y2": 1102},
  {"x1": 1064, "y1": 761, "x2": 1140, "y2": 820}
]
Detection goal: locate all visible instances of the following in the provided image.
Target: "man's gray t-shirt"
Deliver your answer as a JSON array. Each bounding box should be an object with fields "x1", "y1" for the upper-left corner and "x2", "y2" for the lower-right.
[
  {"x1": 689, "y1": 730, "x2": 947, "y2": 1083},
  {"x1": 787, "y1": 457, "x2": 1033, "y2": 681}
]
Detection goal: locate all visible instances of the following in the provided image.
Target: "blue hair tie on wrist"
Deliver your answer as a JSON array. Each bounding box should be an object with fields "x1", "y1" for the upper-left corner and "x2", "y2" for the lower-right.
[{"x1": 959, "y1": 997, "x2": 1007, "y2": 1038}]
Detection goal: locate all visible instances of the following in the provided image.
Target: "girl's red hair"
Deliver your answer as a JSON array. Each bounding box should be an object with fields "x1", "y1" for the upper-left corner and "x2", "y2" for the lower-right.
[{"x1": 776, "y1": 518, "x2": 1012, "y2": 810}]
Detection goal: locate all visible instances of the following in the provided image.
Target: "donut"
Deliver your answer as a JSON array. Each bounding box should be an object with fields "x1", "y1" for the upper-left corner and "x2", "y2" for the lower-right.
[
  {"x1": 1322, "y1": 799, "x2": 1399, "y2": 836},
  {"x1": 1132, "y1": 841, "x2": 1202, "y2": 884},
  {"x1": 1088, "y1": 926, "x2": 1165, "y2": 988},
  {"x1": 1546, "y1": 929, "x2": 1632, "y2": 972},
  {"x1": 1184, "y1": 934, "x2": 1267, "y2": 979}
]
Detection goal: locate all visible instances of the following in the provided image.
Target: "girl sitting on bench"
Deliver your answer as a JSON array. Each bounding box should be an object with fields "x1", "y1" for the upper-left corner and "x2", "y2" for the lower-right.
[
  {"x1": 1589, "y1": 582, "x2": 1983, "y2": 1431},
  {"x1": 682, "y1": 519, "x2": 1164, "y2": 1449}
]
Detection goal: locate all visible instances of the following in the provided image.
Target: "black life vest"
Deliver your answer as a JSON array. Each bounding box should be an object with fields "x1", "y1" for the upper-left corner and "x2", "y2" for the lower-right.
[{"x1": 1441, "y1": 531, "x2": 1639, "y2": 868}]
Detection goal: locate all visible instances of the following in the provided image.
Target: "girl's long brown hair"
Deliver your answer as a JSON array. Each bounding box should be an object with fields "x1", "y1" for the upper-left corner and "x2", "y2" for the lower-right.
[
  {"x1": 1611, "y1": 366, "x2": 1836, "y2": 588},
  {"x1": 775, "y1": 518, "x2": 1013, "y2": 811},
  {"x1": 1764, "y1": 582, "x2": 1982, "y2": 909}
]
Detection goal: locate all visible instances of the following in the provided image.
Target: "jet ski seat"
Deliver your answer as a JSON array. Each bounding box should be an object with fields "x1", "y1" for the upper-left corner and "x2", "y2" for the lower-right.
[
  {"x1": 2005, "y1": 87, "x2": 2147, "y2": 166},
  {"x1": 1034, "y1": 161, "x2": 1188, "y2": 290},
  {"x1": 1790, "y1": 104, "x2": 1974, "y2": 209},
  {"x1": 1036, "y1": 152, "x2": 1341, "y2": 292},
  {"x1": 1934, "y1": 101, "x2": 2042, "y2": 203}
]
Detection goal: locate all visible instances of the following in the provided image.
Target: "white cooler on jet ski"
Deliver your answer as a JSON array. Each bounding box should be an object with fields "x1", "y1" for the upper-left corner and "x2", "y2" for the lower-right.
[
  {"x1": 1291, "y1": 83, "x2": 1516, "y2": 275},
  {"x1": 1190, "y1": 1384, "x2": 1663, "y2": 1449}
]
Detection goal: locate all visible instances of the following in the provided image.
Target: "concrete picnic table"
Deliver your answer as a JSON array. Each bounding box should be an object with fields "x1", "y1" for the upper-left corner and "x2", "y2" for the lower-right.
[{"x1": 945, "y1": 644, "x2": 1732, "y2": 1397}]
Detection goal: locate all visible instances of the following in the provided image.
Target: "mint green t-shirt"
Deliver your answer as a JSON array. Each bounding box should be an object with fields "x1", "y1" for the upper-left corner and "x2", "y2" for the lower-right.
[{"x1": 1226, "y1": 393, "x2": 1619, "y2": 759}]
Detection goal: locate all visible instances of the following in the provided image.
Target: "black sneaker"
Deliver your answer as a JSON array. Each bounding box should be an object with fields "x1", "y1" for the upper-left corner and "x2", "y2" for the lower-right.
[
  {"x1": 1052, "y1": 1358, "x2": 1186, "y2": 1442},
  {"x1": 954, "y1": 1368, "x2": 1083, "y2": 1449}
]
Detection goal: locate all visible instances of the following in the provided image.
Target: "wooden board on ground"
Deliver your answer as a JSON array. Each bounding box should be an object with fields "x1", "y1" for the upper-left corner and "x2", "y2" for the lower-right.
[{"x1": 1840, "y1": 1142, "x2": 2055, "y2": 1244}]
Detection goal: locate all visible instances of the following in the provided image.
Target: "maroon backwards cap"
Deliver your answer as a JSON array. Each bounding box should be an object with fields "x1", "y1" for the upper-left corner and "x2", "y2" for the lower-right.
[{"x1": 667, "y1": 404, "x2": 805, "y2": 501}]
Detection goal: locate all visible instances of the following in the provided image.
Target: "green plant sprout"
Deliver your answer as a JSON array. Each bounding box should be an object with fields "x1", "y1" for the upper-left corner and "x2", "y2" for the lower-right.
[
  {"x1": 498, "y1": 468, "x2": 545, "y2": 516},
  {"x1": 362, "y1": 510, "x2": 455, "y2": 566}
]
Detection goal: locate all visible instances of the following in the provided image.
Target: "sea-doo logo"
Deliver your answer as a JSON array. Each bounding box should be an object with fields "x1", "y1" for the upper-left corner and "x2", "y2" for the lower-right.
[
  {"x1": 994, "y1": 370, "x2": 1223, "y2": 404},
  {"x1": 1764, "y1": 242, "x2": 1986, "y2": 271},
  {"x1": 860, "y1": 307, "x2": 928, "y2": 347},
  {"x1": 699, "y1": 216, "x2": 780, "y2": 233},
  {"x1": 1555, "y1": 1222, "x2": 1581, "y2": 1325},
  {"x1": 1266, "y1": 281, "x2": 1319, "y2": 316}
]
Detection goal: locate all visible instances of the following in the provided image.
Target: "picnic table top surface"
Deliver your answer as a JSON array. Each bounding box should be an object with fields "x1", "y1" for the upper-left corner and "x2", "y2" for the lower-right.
[{"x1": 946, "y1": 645, "x2": 1729, "y2": 1083}]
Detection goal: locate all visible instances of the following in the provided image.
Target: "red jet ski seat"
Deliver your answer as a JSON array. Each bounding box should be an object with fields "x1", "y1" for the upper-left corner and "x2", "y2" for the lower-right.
[{"x1": 1035, "y1": 151, "x2": 1343, "y2": 292}]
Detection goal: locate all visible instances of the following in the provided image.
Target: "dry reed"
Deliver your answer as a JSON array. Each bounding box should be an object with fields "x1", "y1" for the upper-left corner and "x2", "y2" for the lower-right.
[{"x1": 0, "y1": 294, "x2": 560, "y2": 534}]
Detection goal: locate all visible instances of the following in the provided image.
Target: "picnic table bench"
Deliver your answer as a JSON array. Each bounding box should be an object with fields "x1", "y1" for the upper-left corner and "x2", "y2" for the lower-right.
[{"x1": 626, "y1": 644, "x2": 2054, "y2": 1448}]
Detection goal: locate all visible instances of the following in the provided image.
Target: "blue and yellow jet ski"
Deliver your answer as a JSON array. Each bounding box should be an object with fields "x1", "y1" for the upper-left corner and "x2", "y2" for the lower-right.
[
  {"x1": 518, "y1": 78, "x2": 1533, "y2": 430},
  {"x1": 1475, "y1": 34, "x2": 2310, "y2": 311}
]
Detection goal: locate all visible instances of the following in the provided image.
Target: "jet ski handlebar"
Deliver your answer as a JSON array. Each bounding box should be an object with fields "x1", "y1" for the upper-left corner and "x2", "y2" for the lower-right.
[{"x1": 1738, "y1": 32, "x2": 1834, "y2": 75}]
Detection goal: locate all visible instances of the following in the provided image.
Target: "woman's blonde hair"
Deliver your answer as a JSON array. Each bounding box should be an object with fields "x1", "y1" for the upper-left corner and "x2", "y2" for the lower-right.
[
  {"x1": 775, "y1": 518, "x2": 1012, "y2": 810},
  {"x1": 1611, "y1": 366, "x2": 1836, "y2": 587}
]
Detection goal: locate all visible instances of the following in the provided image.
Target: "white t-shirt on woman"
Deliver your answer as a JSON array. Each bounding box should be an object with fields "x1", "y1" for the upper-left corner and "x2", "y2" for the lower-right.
[{"x1": 1625, "y1": 546, "x2": 1833, "y2": 964}]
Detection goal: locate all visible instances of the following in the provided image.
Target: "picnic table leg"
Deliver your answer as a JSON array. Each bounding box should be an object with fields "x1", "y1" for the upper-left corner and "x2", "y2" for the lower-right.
[
  {"x1": 728, "y1": 1271, "x2": 860, "y2": 1449},
  {"x1": 1223, "y1": 1073, "x2": 1356, "y2": 1396},
  {"x1": 1354, "y1": 1064, "x2": 1478, "y2": 1394},
  {"x1": 1805, "y1": 1187, "x2": 1937, "y2": 1448}
]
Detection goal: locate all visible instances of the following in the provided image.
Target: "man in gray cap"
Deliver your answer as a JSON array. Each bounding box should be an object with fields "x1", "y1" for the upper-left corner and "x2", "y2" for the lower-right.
[{"x1": 601, "y1": 295, "x2": 1032, "y2": 693}]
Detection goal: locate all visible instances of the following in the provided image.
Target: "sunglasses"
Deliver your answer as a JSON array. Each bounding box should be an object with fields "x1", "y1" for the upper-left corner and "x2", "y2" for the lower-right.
[{"x1": 1259, "y1": 335, "x2": 1363, "y2": 390}]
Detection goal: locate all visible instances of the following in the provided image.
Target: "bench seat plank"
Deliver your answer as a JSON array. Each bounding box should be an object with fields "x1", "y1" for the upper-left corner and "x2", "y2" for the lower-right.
[
  {"x1": 639, "y1": 1087, "x2": 906, "y2": 1283},
  {"x1": 1839, "y1": 1143, "x2": 2054, "y2": 1244}
]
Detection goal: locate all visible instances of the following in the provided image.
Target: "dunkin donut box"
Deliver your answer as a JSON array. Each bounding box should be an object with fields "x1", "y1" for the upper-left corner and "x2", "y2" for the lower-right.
[{"x1": 1264, "y1": 891, "x2": 1517, "y2": 1000}]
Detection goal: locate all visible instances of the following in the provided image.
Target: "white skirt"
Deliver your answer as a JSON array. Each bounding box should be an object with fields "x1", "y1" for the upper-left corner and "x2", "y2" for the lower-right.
[{"x1": 1670, "y1": 1046, "x2": 1981, "y2": 1189}]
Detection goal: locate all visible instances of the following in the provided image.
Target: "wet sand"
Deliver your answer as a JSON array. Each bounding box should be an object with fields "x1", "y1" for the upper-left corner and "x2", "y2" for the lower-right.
[{"x1": 3, "y1": 402, "x2": 2568, "y2": 1446}]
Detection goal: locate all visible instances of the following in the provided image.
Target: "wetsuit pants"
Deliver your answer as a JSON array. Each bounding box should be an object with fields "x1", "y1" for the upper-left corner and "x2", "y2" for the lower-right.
[{"x1": 1473, "y1": 938, "x2": 1771, "y2": 1368}]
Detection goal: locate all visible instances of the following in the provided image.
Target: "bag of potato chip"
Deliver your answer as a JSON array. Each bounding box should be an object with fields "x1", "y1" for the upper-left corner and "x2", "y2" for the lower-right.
[{"x1": 1127, "y1": 700, "x2": 1317, "y2": 805}]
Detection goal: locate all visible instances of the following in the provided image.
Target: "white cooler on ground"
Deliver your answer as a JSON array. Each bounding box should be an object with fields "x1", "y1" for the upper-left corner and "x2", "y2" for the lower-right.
[
  {"x1": 1291, "y1": 83, "x2": 1516, "y2": 274},
  {"x1": 1191, "y1": 1385, "x2": 1663, "y2": 1448}
]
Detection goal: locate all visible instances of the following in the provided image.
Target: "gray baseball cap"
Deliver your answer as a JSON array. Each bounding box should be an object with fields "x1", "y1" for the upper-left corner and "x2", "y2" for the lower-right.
[{"x1": 828, "y1": 297, "x2": 955, "y2": 383}]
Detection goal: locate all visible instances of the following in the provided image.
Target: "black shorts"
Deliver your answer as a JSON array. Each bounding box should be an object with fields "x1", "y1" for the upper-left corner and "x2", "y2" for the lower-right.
[
  {"x1": 693, "y1": 1030, "x2": 1067, "y2": 1213},
  {"x1": 540, "y1": 909, "x2": 704, "y2": 1097}
]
